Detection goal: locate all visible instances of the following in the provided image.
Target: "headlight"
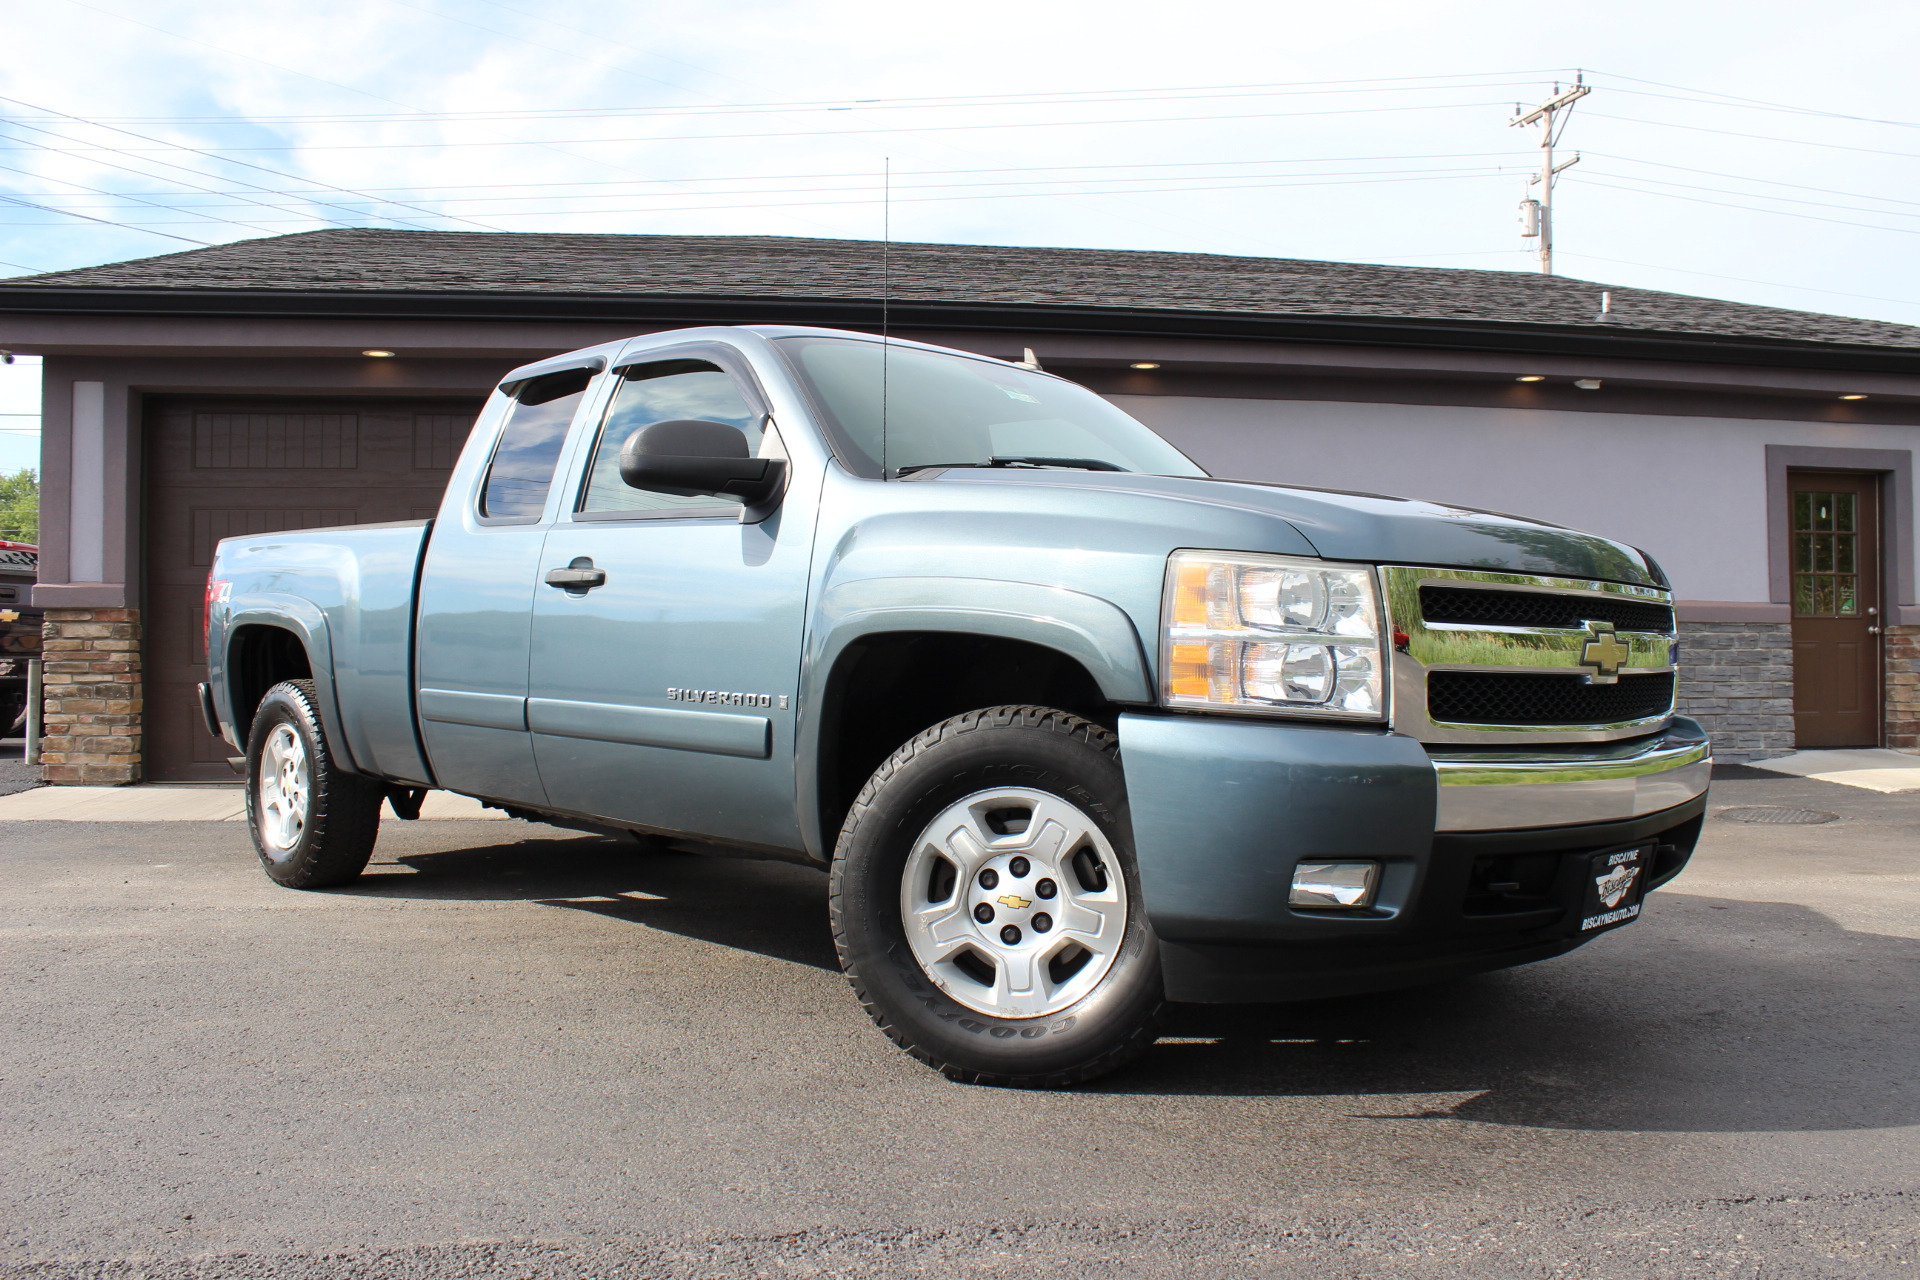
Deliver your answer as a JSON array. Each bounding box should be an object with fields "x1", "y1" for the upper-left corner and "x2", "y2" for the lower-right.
[{"x1": 1161, "y1": 550, "x2": 1386, "y2": 719}]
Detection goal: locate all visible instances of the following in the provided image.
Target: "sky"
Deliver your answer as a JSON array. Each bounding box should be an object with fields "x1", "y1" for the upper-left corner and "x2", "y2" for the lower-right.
[{"x1": 1, "y1": 0, "x2": 1918, "y2": 482}]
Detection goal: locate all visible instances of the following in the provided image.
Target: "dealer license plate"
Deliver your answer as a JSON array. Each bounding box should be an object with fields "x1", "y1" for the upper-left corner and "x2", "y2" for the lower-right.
[{"x1": 1579, "y1": 844, "x2": 1651, "y2": 933}]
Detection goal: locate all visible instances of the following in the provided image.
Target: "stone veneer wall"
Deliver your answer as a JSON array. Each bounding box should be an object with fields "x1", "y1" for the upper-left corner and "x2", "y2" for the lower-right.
[
  {"x1": 1674, "y1": 621, "x2": 1795, "y2": 762},
  {"x1": 39, "y1": 607, "x2": 143, "y2": 784},
  {"x1": 1888, "y1": 624, "x2": 1920, "y2": 753}
]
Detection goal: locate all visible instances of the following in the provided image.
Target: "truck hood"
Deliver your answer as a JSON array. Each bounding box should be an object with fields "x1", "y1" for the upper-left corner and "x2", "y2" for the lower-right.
[{"x1": 927, "y1": 469, "x2": 1665, "y2": 589}]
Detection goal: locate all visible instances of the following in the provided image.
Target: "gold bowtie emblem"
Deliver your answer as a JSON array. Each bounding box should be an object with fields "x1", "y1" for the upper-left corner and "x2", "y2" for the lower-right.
[
  {"x1": 997, "y1": 894, "x2": 1032, "y2": 910},
  {"x1": 1579, "y1": 621, "x2": 1630, "y2": 681}
]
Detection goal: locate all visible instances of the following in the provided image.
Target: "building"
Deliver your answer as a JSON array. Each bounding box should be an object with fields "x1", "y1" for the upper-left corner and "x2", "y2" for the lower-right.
[{"x1": 1, "y1": 228, "x2": 1915, "y2": 782}]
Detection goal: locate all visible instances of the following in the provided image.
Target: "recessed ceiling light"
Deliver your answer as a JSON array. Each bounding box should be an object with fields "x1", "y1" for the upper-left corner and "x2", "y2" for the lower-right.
[
  {"x1": 1130, "y1": 361, "x2": 1161, "y2": 370},
  {"x1": 362, "y1": 349, "x2": 395, "y2": 358},
  {"x1": 1515, "y1": 375, "x2": 1545, "y2": 382},
  {"x1": 1574, "y1": 378, "x2": 1602, "y2": 390},
  {"x1": 1839, "y1": 393, "x2": 1868, "y2": 401}
]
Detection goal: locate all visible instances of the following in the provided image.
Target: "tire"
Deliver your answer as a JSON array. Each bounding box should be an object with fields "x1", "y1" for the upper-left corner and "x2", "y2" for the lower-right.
[
  {"x1": 831, "y1": 705, "x2": 1164, "y2": 1088},
  {"x1": 244, "y1": 680, "x2": 384, "y2": 889}
]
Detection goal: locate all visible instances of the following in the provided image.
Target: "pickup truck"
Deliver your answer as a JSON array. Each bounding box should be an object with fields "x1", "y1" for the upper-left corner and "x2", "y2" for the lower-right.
[{"x1": 203, "y1": 325, "x2": 1711, "y2": 1088}]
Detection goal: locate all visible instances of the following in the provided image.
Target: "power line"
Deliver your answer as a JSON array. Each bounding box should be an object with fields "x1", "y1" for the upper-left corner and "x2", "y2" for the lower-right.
[
  {"x1": 0, "y1": 99, "x2": 1526, "y2": 154},
  {"x1": 0, "y1": 116, "x2": 377, "y2": 230},
  {"x1": 1584, "y1": 111, "x2": 1920, "y2": 159},
  {"x1": 1592, "y1": 73, "x2": 1920, "y2": 130},
  {"x1": 0, "y1": 169, "x2": 1523, "y2": 227},
  {"x1": 0, "y1": 159, "x2": 283, "y2": 237},
  {"x1": 0, "y1": 97, "x2": 487, "y2": 232},
  {"x1": 9, "y1": 70, "x2": 1571, "y2": 125},
  {"x1": 1558, "y1": 251, "x2": 1918, "y2": 308},
  {"x1": 1582, "y1": 151, "x2": 1920, "y2": 210},
  {"x1": 0, "y1": 162, "x2": 1525, "y2": 213},
  {"x1": 0, "y1": 152, "x2": 1529, "y2": 202},
  {"x1": 1582, "y1": 168, "x2": 1920, "y2": 221},
  {"x1": 1571, "y1": 176, "x2": 1920, "y2": 235},
  {"x1": 0, "y1": 191, "x2": 208, "y2": 244}
]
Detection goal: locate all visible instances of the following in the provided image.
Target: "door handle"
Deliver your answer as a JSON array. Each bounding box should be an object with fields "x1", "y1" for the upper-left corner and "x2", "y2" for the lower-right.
[
  {"x1": 1867, "y1": 625, "x2": 1881, "y2": 635},
  {"x1": 545, "y1": 557, "x2": 606, "y2": 590}
]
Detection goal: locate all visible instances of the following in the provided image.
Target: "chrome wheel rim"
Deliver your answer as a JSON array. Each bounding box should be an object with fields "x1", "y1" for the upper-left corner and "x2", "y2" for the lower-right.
[
  {"x1": 256, "y1": 723, "x2": 311, "y2": 858},
  {"x1": 899, "y1": 786, "x2": 1129, "y2": 1019}
]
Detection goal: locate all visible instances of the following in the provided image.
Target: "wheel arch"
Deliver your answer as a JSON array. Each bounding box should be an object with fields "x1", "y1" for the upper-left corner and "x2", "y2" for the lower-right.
[
  {"x1": 221, "y1": 598, "x2": 355, "y2": 771},
  {"x1": 799, "y1": 578, "x2": 1156, "y2": 861}
]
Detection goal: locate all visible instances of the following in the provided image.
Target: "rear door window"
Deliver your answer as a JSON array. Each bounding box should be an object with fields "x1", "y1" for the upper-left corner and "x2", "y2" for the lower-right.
[{"x1": 480, "y1": 368, "x2": 594, "y2": 519}]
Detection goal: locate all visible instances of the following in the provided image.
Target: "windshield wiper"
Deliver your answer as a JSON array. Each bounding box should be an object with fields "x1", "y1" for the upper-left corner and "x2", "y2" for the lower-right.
[{"x1": 895, "y1": 456, "x2": 1129, "y2": 477}]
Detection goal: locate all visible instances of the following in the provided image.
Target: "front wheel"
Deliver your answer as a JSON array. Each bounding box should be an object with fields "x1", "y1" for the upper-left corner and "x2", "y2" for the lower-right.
[
  {"x1": 830, "y1": 705, "x2": 1164, "y2": 1088},
  {"x1": 245, "y1": 680, "x2": 384, "y2": 888}
]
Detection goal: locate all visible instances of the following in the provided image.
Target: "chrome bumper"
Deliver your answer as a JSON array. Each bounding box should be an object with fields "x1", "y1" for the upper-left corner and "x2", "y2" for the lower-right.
[{"x1": 1430, "y1": 718, "x2": 1711, "y2": 833}]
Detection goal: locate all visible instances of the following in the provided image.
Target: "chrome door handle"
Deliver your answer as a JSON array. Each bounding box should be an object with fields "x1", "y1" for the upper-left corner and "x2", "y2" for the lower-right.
[
  {"x1": 544, "y1": 558, "x2": 606, "y2": 590},
  {"x1": 1867, "y1": 625, "x2": 1881, "y2": 634}
]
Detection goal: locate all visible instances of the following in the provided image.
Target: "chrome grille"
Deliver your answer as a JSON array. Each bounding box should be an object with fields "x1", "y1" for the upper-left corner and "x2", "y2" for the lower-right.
[
  {"x1": 1418, "y1": 585, "x2": 1674, "y2": 633},
  {"x1": 1381, "y1": 566, "x2": 1677, "y2": 744},
  {"x1": 1428, "y1": 671, "x2": 1676, "y2": 725}
]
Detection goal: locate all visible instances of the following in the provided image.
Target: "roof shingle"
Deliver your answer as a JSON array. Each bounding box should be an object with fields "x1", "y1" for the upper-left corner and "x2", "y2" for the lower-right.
[{"x1": 5, "y1": 228, "x2": 1916, "y2": 351}]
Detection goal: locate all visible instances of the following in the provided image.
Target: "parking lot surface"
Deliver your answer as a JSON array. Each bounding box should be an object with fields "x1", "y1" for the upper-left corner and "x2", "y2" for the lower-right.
[{"x1": 2, "y1": 769, "x2": 1916, "y2": 1279}]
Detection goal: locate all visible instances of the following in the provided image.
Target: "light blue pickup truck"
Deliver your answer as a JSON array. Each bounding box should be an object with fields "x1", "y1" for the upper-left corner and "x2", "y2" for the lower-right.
[{"x1": 203, "y1": 325, "x2": 1710, "y2": 1087}]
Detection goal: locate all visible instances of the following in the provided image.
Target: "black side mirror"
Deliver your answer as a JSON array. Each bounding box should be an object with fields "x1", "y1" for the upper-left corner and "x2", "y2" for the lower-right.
[{"x1": 618, "y1": 419, "x2": 787, "y2": 506}]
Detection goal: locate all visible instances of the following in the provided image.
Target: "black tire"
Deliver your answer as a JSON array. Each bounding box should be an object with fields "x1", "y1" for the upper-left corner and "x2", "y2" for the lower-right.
[
  {"x1": 830, "y1": 705, "x2": 1164, "y2": 1088},
  {"x1": 244, "y1": 680, "x2": 383, "y2": 889}
]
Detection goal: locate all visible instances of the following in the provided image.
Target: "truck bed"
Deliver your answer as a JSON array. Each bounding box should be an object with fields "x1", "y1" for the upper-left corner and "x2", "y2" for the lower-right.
[{"x1": 212, "y1": 519, "x2": 435, "y2": 786}]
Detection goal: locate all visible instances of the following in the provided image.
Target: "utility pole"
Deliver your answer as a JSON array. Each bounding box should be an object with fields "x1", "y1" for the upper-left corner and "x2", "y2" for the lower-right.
[{"x1": 1511, "y1": 75, "x2": 1589, "y2": 275}]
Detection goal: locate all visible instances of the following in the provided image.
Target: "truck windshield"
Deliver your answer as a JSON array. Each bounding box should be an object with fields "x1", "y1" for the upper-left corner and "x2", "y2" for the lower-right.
[{"x1": 775, "y1": 336, "x2": 1206, "y2": 480}]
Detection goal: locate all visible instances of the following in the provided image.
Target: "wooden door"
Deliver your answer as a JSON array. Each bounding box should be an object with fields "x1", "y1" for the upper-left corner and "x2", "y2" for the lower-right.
[
  {"x1": 143, "y1": 396, "x2": 482, "y2": 781},
  {"x1": 1789, "y1": 470, "x2": 1882, "y2": 748}
]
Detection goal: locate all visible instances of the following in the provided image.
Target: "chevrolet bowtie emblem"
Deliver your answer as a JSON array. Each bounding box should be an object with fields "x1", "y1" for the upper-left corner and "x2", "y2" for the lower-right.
[
  {"x1": 997, "y1": 894, "x2": 1032, "y2": 910},
  {"x1": 1578, "y1": 620, "x2": 1630, "y2": 684}
]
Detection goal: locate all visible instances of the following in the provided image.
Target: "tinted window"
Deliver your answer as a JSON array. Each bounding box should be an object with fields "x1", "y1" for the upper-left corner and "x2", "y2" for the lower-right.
[
  {"x1": 775, "y1": 336, "x2": 1204, "y2": 479},
  {"x1": 578, "y1": 359, "x2": 763, "y2": 515},
  {"x1": 481, "y1": 368, "x2": 592, "y2": 519}
]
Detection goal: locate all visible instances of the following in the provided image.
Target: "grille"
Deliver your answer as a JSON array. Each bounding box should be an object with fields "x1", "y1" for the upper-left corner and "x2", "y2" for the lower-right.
[
  {"x1": 1420, "y1": 586, "x2": 1674, "y2": 633},
  {"x1": 1429, "y1": 671, "x2": 1675, "y2": 726}
]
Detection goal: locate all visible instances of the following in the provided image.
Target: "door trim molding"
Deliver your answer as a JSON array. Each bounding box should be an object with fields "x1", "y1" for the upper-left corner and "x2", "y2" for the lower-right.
[{"x1": 1766, "y1": 445, "x2": 1914, "y2": 623}]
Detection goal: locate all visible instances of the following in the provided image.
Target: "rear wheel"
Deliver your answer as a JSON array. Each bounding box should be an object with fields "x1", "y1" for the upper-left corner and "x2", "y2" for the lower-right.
[
  {"x1": 245, "y1": 680, "x2": 383, "y2": 888},
  {"x1": 831, "y1": 705, "x2": 1163, "y2": 1088}
]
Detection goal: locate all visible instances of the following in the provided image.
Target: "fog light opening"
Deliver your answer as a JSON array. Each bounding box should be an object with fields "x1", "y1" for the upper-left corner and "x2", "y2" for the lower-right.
[{"x1": 1289, "y1": 860, "x2": 1381, "y2": 909}]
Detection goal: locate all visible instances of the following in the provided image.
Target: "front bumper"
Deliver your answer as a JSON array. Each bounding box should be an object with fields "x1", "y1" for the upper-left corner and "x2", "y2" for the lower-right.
[
  {"x1": 1117, "y1": 712, "x2": 1710, "y2": 1003},
  {"x1": 1431, "y1": 719, "x2": 1709, "y2": 832}
]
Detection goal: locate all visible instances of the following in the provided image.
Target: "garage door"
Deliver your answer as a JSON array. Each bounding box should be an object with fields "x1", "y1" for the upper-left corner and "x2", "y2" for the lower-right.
[{"x1": 144, "y1": 395, "x2": 484, "y2": 781}]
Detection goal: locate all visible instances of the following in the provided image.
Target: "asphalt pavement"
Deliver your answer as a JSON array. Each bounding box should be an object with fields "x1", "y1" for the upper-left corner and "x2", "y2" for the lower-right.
[{"x1": 2, "y1": 769, "x2": 1916, "y2": 1279}]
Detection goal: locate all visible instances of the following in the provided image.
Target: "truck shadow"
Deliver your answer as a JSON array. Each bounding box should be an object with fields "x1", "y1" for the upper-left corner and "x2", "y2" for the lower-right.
[
  {"x1": 338, "y1": 825, "x2": 840, "y2": 973},
  {"x1": 338, "y1": 828, "x2": 1919, "y2": 1135},
  {"x1": 1098, "y1": 893, "x2": 1920, "y2": 1133}
]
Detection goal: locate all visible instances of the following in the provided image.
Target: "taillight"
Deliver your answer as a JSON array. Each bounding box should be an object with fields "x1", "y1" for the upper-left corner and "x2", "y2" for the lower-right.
[{"x1": 203, "y1": 575, "x2": 230, "y2": 660}]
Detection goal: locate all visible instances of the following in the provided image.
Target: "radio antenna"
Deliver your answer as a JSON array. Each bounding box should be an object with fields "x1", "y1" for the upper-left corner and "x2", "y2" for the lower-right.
[{"x1": 881, "y1": 155, "x2": 891, "y2": 480}]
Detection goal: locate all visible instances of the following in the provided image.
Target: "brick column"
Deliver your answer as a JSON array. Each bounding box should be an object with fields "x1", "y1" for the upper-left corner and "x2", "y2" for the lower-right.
[
  {"x1": 1888, "y1": 625, "x2": 1920, "y2": 753},
  {"x1": 39, "y1": 607, "x2": 143, "y2": 785},
  {"x1": 1674, "y1": 621, "x2": 1796, "y2": 761}
]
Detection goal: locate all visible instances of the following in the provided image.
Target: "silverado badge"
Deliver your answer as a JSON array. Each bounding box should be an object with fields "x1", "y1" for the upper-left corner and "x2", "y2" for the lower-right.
[
  {"x1": 1578, "y1": 620, "x2": 1629, "y2": 684},
  {"x1": 997, "y1": 894, "x2": 1032, "y2": 910}
]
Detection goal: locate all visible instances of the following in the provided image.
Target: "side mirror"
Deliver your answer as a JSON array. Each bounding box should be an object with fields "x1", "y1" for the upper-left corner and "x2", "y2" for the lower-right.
[{"x1": 618, "y1": 419, "x2": 787, "y2": 506}]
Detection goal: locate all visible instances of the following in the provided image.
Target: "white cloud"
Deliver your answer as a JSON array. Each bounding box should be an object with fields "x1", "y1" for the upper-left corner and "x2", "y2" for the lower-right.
[{"x1": 0, "y1": 0, "x2": 1915, "y2": 326}]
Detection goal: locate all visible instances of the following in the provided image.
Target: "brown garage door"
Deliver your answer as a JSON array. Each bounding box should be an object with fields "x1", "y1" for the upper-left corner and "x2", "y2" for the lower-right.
[{"x1": 144, "y1": 395, "x2": 484, "y2": 781}]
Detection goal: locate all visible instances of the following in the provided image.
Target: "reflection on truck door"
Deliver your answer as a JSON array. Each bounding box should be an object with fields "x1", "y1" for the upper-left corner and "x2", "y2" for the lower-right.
[{"x1": 525, "y1": 352, "x2": 812, "y2": 848}]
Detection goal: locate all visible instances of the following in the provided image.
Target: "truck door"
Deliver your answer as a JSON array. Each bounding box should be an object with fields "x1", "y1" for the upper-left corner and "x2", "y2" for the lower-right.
[
  {"x1": 525, "y1": 349, "x2": 813, "y2": 850},
  {"x1": 416, "y1": 361, "x2": 603, "y2": 805}
]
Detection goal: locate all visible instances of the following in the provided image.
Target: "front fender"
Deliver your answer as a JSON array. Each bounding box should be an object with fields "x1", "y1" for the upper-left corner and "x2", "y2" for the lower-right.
[
  {"x1": 219, "y1": 595, "x2": 356, "y2": 774},
  {"x1": 796, "y1": 575, "x2": 1156, "y2": 858}
]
